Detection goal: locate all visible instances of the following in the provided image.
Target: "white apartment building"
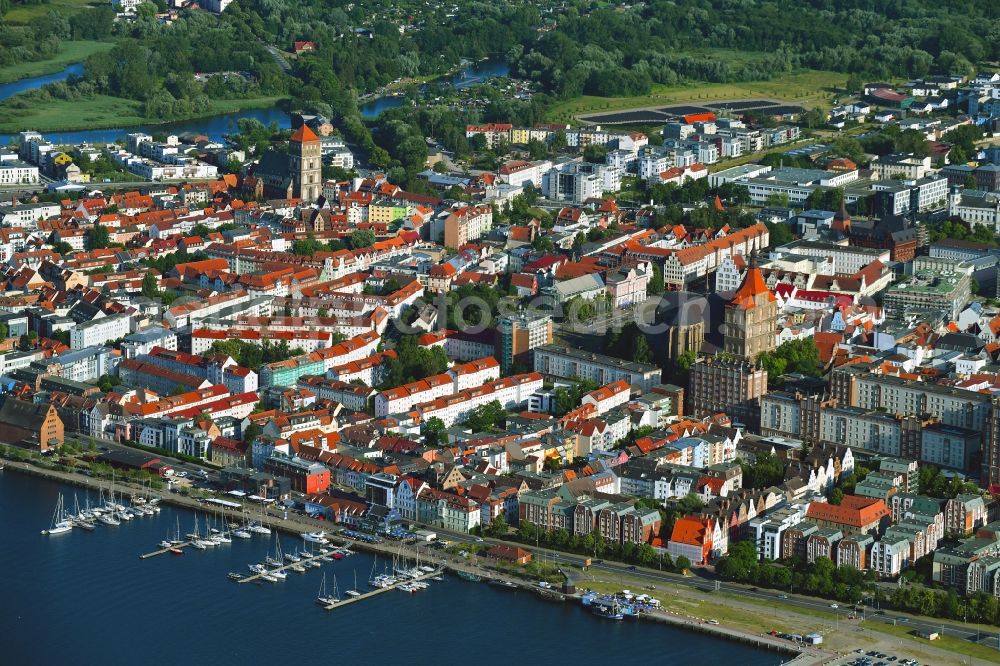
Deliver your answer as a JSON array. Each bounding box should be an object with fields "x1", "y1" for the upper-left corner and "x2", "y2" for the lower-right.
[
  {"x1": 121, "y1": 326, "x2": 178, "y2": 359},
  {"x1": 949, "y1": 190, "x2": 1000, "y2": 230},
  {"x1": 0, "y1": 155, "x2": 40, "y2": 184},
  {"x1": 0, "y1": 202, "x2": 60, "y2": 229},
  {"x1": 870, "y1": 538, "x2": 909, "y2": 578},
  {"x1": 871, "y1": 153, "x2": 932, "y2": 180},
  {"x1": 448, "y1": 356, "x2": 501, "y2": 392},
  {"x1": 498, "y1": 159, "x2": 552, "y2": 189},
  {"x1": 770, "y1": 240, "x2": 890, "y2": 275},
  {"x1": 544, "y1": 161, "x2": 622, "y2": 203},
  {"x1": 375, "y1": 373, "x2": 454, "y2": 417},
  {"x1": 416, "y1": 373, "x2": 543, "y2": 427},
  {"x1": 748, "y1": 503, "x2": 807, "y2": 561},
  {"x1": 637, "y1": 148, "x2": 671, "y2": 181},
  {"x1": 533, "y1": 344, "x2": 661, "y2": 392},
  {"x1": 70, "y1": 313, "x2": 132, "y2": 350}
]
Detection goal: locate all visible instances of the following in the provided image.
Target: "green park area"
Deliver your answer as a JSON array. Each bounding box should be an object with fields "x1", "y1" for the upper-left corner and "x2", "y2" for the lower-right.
[
  {"x1": 0, "y1": 94, "x2": 286, "y2": 133},
  {"x1": 0, "y1": 40, "x2": 114, "y2": 83},
  {"x1": 546, "y1": 69, "x2": 846, "y2": 123},
  {"x1": 2, "y1": 0, "x2": 97, "y2": 23}
]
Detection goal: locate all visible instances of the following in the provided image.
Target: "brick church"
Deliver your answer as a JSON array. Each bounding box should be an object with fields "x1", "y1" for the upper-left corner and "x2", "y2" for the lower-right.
[{"x1": 253, "y1": 123, "x2": 322, "y2": 202}]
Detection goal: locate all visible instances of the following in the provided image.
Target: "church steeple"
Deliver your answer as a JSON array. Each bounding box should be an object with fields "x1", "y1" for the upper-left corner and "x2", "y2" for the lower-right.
[
  {"x1": 833, "y1": 196, "x2": 851, "y2": 234},
  {"x1": 289, "y1": 123, "x2": 322, "y2": 202},
  {"x1": 723, "y1": 252, "x2": 777, "y2": 361}
]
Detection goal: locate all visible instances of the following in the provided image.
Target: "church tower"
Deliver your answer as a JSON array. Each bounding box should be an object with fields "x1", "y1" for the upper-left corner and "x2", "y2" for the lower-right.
[
  {"x1": 723, "y1": 252, "x2": 777, "y2": 361},
  {"x1": 289, "y1": 123, "x2": 322, "y2": 202},
  {"x1": 832, "y1": 196, "x2": 851, "y2": 234}
]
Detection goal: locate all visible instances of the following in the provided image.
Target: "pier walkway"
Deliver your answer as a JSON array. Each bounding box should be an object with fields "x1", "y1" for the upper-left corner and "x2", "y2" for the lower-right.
[
  {"x1": 317, "y1": 568, "x2": 445, "y2": 610},
  {"x1": 234, "y1": 545, "x2": 353, "y2": 582}
]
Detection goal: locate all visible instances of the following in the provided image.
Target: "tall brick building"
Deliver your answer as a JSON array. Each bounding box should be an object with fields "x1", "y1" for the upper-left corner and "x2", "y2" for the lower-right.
[
  {"x1": 0, "y1": 398, "x2": 64, "y2": 452},
  {"x1": 723, "y1": 255, "x2": 777, "y2": 361}
]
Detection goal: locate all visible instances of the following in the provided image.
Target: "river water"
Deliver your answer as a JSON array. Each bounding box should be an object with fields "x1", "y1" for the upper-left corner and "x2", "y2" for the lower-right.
[
  {"x1": 1, "y1": 61, "x2": 512, "y2": 147},
  {"x1": 0, "y1": 470, "x2": 780, "y2": 665},
  {"x1": 0, "y1": 63, "x2": 84, "y2": 103}
]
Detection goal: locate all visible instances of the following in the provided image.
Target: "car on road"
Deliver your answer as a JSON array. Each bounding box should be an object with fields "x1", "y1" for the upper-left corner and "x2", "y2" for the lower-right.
[
  {"x1": 474, "y1": 537, "x2": 484, "y2": 542},
  {"x1": 829, "y1": 603, "x2": 838, "y2": 608},
  {"x1": 176, "y1": 471, "x2": 188, "y2": 478},
  {"x1": 778, "y1": 594, "x2": 788, "y2": 599},
  {"x1": 627, "y1": 565, "x2": 637, "y2": 571}
]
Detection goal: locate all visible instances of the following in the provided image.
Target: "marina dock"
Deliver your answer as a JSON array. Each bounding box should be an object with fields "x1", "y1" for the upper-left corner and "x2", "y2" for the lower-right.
[
  {"x1": 238, "y1": 546, "x2": 352, "y2": 582},
  {"x1": 317, "y1": 568, "x2": 445, "y2": 610}
]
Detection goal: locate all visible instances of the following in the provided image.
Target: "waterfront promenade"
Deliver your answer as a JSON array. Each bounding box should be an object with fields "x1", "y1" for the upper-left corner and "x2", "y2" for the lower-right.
[
  {"x1": 4, "y1": 457, "x2": 977, "y2": 665},
  {"x1": 5, "y1": 458, "x2": 812, "y2": 660}
]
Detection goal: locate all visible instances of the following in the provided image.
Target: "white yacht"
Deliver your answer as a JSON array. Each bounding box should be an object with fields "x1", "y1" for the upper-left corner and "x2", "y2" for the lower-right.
[{"x1": 302, "y1": 531, "x2": 329, "y2": 544}]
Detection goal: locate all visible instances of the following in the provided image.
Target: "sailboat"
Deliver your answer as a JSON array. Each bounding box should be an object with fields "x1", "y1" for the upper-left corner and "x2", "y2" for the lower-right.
[
  {"x1": 268, "y1": 535, "x2": 287, "y2": 579},
  {"x1": 200, "y1": 516, "x2": 217, "y2": 547},
  {"x1": 171, "y1": 517, "x2": 184, "y2": 545},
  {"x1": 249, "y1": 503, "x2": 271, "y2": 535},
  {"x1": 211, "y1": 512, "x2": 231, "y2": 544},
  {"x1": 265, "y1": 534, "x2": 283, "y2": 567},
  {"x1": 316, "y1": 573, "x2": 338, "y2": 606},
  {"x1": 72, "y1": 495, "x2": 96, "y2": 531},
  {"x1": 41, "y1": 494, "x2": 73, "y2": 535},
  {"x1": 346, "y1": 570, "x2": 361, "y2": 597},
  {"x1": 232, "y1": 508, "x2": 252, "y2": 538}
]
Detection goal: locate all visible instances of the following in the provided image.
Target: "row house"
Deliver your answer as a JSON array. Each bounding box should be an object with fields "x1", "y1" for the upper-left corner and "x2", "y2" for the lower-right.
[
  {"x1": 519, "y1": 487, "x2": 659, "y2": 545},
  {"x1": 260, "y1": 331, "x2": 380, "y2": 387},
  {"x1": 870, "y1": 537, "x2": 911, "y2": 578},
  {"x1": 944, "y1": 494, "x2": 988, "y2": 537},
  {"x1": 296, "y1": 376, "x2": 376, "y2": 412},
  {"x1": 667, "y1": 515, "x2": 723, "y2": 565},
  {"x1": 581, "y1": 380, "x2": 631, "y2": 416},
  {"x1": 191, "y1": 328, "x2": 333, "y2": 355},
  {"x1": 416, "y1": 488, "x2": 482, "y2": 533},
  {"x1": 415, "y1": 372, "x2": 544, "y2": 427},
  {"x1": 327, "y1": 350, "x2": 397, "y2": 387}
]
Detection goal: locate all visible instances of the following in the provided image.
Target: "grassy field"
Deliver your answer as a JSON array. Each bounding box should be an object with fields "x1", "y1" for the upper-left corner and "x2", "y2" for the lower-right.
[
  {"x1": 2, "y1": 0, "x2": 98, "y2": 24},
  {"x1": 546, "y1": 69, "x2": 846, "y2": 123},
  {"x1": 580, "y1": 574, "x2": 984, "y2": 666},
  {"x1": 0, "y1": 94, "x2": 286, "y2": 133},
  {"x1": 0, "y1": 40, "x2": 114, "y2": 84}
]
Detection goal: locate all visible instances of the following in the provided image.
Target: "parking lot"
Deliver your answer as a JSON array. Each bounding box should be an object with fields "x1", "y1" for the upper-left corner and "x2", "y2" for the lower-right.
[{"x1": 828, "y1": 650, "x2": 923, "y2": 666}]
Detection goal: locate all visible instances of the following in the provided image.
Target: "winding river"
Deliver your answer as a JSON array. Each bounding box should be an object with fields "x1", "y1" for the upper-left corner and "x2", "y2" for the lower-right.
[{"x1": 1, "y1": 61, "x2": 512, "y2": 146}]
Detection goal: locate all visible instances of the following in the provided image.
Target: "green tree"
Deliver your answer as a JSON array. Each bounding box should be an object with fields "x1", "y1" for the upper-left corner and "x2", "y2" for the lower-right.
[
  {"x1": 740, "y1": 452, "x2": 786, "y2": 490},
  {"x1": 241, "y1": 422, "x2": 262, "y2": 444},
  {"x1": 465, "y1": 400, "x2": 505, "y2": 432},
  {"x1": 423, "y1": 417, "x2": 448, "y2": 446},
  {"x1": 758, "y1": 339, "x2": 823, "y2": 383},
  {"x1": 582, "y1": 144, "x2": 607, "y2": 163},
  {"x1": 647, "y1": 263, "x2": 664, "y2": 296},
  {"x1": 675, "y1": 555, "x2": 692, "y2": 572},
  {"x1": 141, "y1": 272, "x2": 160, "y2": 299},
  {"x1": 86, "y1": 223, "x2": 111, "y2": 250},
  {"x1": 350, "y1": 229, "x2": 376, "y2": 249},
  {"x1": 487, "y1": 514, "x2": 509, "y2": 537},
  {"x1": 633, "y1": 335, "x2": 653, "y2": 364}
]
